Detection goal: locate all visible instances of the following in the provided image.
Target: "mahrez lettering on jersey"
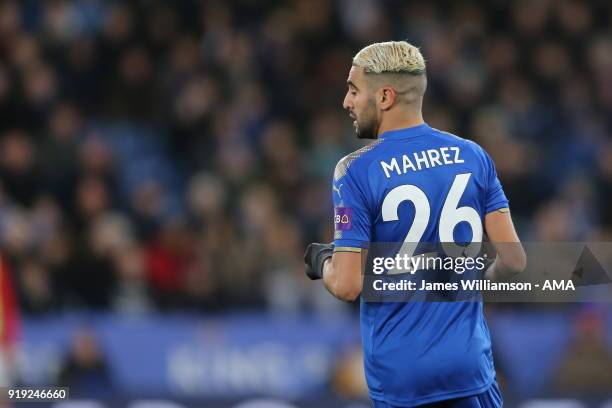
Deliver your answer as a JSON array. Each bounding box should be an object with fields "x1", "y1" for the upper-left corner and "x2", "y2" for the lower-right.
[{"x1": 380, "y1": 146, "x2": 464, "y2": 178}]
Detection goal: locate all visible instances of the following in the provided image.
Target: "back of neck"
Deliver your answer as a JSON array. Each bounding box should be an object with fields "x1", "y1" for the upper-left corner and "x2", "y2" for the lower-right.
[{"x1": 377, "y1": 112, "x2": 425, "y2": 137}]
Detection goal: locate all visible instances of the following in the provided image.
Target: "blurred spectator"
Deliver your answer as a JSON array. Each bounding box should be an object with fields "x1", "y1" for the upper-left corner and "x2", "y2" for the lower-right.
[
  {"x1": 111, "y1": 244, "x2": 154, "y2": 315},
  {"x1": 40, "y1": 102, "x2": 82, "y2": 208},
  {"x1": 552, "y1": 307, "x2": 612, "y2": 396},
  {"x1": 331, "y1": 347, "x2": 368, "y2": 399},
  {"x1": 16, "y1": 260, "x2": 57, "y2": 314},
  {"x1": 58, "y1": 328, "x2": 113, "y2": 398},
  {"x1": 145, "y1": 217, "x2": 194, "y2": 307},
  {"x1": 0, "y1": 130, "x2": 41, "y2": 207},
  {"x1": 58, "y1": 213, "x2": 129, "y2": 309}
]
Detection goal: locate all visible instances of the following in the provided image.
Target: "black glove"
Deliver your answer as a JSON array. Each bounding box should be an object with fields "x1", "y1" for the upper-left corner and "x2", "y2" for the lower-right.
[{"x1": 304, "y1": 243, "x2": 334, "y2": 280}]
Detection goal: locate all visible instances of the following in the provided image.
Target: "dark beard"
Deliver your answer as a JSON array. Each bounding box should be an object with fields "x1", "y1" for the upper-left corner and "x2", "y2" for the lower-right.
[
  {"x1": 356, "y1": 121, "x2": 378, "y2": 139},
  {"x1": 355, "y1": 102, "x2": 379, "y2": 139}
]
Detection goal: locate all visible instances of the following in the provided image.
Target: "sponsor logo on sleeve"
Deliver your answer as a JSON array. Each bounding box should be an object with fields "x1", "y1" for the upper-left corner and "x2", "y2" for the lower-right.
[{"x1": 334, "y1": 207, "x2": 352, "y2": 231}]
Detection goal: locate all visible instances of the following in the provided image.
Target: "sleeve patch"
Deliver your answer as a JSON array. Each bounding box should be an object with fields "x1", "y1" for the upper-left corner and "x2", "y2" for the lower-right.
[{"x1": 334, "y1": 207, "x2": 353, "y2": 231}]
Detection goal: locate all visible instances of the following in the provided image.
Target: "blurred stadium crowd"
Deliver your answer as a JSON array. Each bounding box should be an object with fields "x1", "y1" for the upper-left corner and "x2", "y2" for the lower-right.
[{"x1": 0, "y1": 0, "x2": 611, "y2": 316}]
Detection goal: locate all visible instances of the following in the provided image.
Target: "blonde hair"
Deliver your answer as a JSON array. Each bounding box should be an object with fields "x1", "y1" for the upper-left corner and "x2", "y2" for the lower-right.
[{"x1": 352, "y1": 41, "x2": 426, "y2": 75}]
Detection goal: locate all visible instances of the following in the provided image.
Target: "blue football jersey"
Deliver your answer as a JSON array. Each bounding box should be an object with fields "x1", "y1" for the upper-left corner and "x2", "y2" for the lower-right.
[{"x1": 332, "y1": 123, "x2": 509, "y2": 406}]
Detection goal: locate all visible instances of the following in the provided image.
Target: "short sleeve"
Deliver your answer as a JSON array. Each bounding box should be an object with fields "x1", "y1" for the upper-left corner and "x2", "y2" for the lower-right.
[
  {"x1": 332, "y1": 161, "x2": 371, "y2": 249},
  {"x1": 483, "y1": 150, "x2": 509, "y2": 214}
]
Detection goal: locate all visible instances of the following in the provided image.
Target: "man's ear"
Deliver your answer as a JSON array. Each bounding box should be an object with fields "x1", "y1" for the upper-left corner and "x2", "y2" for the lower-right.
[{"x1": 379, "y1": 87, "x2": 397, "y2": 111}]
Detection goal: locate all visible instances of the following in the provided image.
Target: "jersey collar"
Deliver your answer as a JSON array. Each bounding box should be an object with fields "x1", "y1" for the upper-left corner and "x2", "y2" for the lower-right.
[{"x1": 378, "y1": 123, "x2": 430, "y2": 140}]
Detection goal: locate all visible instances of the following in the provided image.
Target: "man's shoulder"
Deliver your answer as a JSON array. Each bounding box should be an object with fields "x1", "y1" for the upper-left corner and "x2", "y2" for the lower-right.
[{"x1": 334, "y1": 139, "x2": 385, "y2": 181}]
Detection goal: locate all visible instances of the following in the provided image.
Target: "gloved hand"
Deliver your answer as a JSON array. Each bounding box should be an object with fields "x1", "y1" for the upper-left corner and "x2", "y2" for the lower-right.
[{"x1": 304, "y1": 243, "x2": 334, "y2": 280}]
